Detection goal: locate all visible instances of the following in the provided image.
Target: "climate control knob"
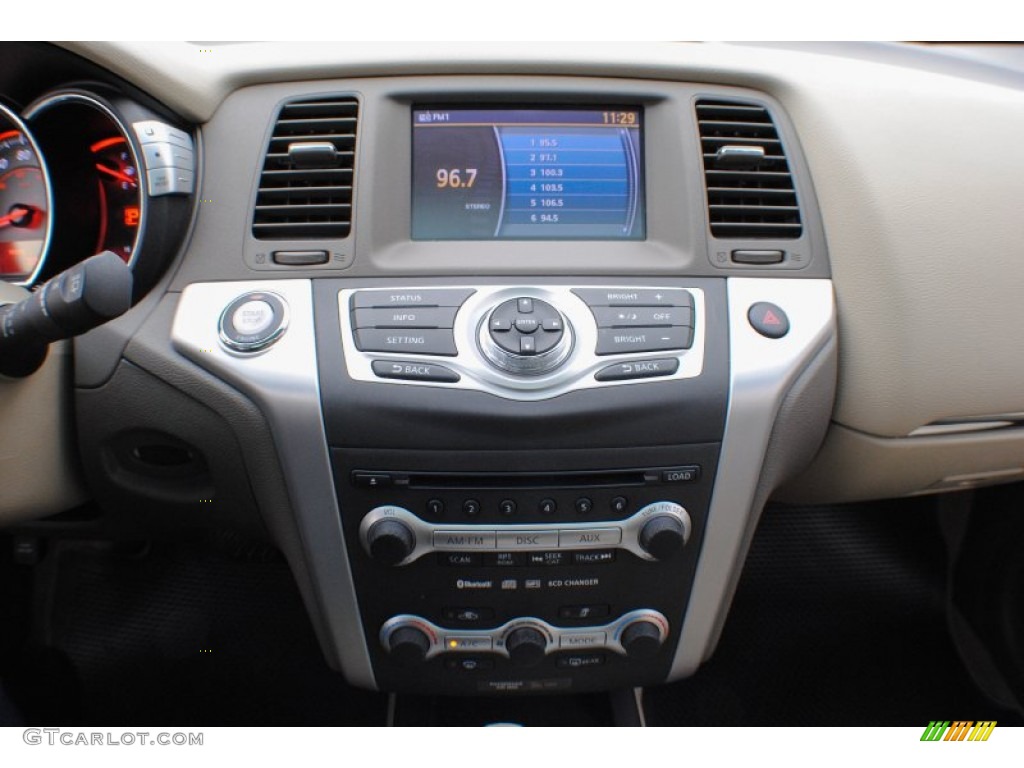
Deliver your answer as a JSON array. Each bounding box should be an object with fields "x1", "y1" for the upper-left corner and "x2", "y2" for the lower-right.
[
  {"x1": 386, "y1": 625, "x2": 431, "y2": 666},
  {"x1": 620, "y1": 619, "x2": 664, "y2": 659},
  {"x1": 366, "y1": 518, "x2": 416, "y2": 565},
  {"x1": 504, "y1": 626, "x2": 548, "y2": 667}
]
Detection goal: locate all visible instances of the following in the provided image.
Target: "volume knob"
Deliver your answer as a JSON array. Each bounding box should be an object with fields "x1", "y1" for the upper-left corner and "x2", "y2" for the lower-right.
[{"x1": 366, "y1": 518, "x2": 415, "y2": 565}]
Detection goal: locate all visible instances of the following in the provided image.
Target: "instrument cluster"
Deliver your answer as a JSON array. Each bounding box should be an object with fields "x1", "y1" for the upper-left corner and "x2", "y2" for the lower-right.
[{"x1": 0, "y1": 87, "x2": 195, "y2": 296}]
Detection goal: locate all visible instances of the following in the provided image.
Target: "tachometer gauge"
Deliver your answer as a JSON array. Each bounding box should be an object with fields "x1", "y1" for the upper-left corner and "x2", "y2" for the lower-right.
[{"x1": 0, "y1": 110, "x2": 51, "y2": 283}]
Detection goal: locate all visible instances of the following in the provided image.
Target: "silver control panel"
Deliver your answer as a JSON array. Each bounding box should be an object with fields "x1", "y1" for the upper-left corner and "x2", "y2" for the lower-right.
[
  {"x1": 338, "y1": 285, "x2": 706, "y2": 401},
  {"x1": 380, "y1": 609, "x2": 670, "y2": 660},
  {"x1": 360, "y1": 501, "x2": 692, "y2": 565}
]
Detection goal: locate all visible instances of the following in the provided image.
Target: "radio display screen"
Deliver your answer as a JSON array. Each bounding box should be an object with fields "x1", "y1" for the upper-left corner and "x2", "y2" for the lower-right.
[{"x1": 411, "y1": 107, "x2": 644, "y2": 240}]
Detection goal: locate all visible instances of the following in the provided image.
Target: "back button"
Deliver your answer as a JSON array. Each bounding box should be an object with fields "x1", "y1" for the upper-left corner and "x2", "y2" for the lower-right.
[{"x1": 372, "y1": 360, "x2": 460, "y2": 382}]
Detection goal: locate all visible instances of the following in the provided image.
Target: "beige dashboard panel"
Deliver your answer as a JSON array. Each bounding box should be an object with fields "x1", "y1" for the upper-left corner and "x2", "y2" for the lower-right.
[{"x1": 0, "y1": 282, "x2": 87, "y2": 524}]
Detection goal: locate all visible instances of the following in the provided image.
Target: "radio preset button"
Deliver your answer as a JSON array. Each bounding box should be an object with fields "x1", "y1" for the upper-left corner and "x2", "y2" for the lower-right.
[
  {"x1": 462, "y1": 499, "x2": 481, "y2": 517},
  {"x1": 498, "y1": 499, "x2": 518, "y2": 517},
  {"x1": 574, "y1": 497, "x2": 594, "y2": 515},
  {"x1": 538, "y1": 498, "x2": 558, "y2": 515}
]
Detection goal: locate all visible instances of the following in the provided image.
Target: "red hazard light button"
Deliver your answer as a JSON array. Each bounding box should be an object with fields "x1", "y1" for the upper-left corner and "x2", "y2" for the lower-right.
[{"x1": 747, "y1": 301, "x2": 790, "y2": 339}]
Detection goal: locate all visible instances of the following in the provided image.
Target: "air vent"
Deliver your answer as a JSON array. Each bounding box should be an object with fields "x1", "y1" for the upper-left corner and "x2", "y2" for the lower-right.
[
  {"x1": 696, "y1": 100, "x2": 803, "y2": 239},
  {"x1": 252, "y1": 97, "x2": 358, "y2": 239}
]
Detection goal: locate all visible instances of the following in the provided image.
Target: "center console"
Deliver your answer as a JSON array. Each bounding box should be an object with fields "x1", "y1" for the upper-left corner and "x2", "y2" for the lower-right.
[{"x1": 163, "y1": 76, "x2": 837, "y2": 695}]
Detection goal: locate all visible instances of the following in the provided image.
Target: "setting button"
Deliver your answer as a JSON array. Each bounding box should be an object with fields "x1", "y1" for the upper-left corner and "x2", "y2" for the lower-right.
[
  {"x1": 595, "y1": 326, "x2": 693, "y2": 355},
  {"x1": 371, "y1": 360, "x2": 460, "y2": 383},
  {"x1": 595, "y1": 357, "x2": 680, "y2": 382},
  {"x1": 558, "y1": 528, "x2": 622, "y2": 548},
  {"x1": 219, "y1": 292, "x2": 287, "y2": 353},
  {"x1": 354, "y1": 329, "x2": 457, "y2": 356}
]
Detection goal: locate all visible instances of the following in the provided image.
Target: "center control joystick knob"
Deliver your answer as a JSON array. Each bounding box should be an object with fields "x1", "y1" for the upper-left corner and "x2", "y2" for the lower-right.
[
  {"x1": 386, "y1": 625, "x2": 431, "y2": 666},
  {"x1": 504, "y1": 626, "x2": 548, "y2": 667},
  {"x1": 480, "y1": 297, "x2": 572, "y2": 375},
  {"x1": 366, "y1": 518, "x2": 416, "y2": 565},
  {"x1": 620, "y1": 619, "x2": 664, "y2": 659}
]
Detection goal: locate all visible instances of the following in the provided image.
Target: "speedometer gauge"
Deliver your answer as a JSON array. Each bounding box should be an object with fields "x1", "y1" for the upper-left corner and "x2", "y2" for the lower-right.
[{"x1": 0, "y1": 108, "x2": 51, "y2": 283}]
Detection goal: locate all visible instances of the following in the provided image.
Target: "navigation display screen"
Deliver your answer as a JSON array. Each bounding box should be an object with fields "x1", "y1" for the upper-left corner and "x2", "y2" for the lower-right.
[{"x1": 411, "y1": 108, "x2": 644, "y2": 240}]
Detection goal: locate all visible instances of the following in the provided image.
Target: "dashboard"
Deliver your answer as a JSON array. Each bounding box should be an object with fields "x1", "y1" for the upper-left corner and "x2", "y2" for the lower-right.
[{"x1": 2, "y1": 41, "x2": 1024, "y2": 698}]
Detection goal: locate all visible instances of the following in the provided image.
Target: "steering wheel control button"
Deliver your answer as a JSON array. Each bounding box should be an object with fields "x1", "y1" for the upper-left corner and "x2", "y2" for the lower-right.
[
  {"x1": 371, "y1": 360, "x2": 460, "y2": 383},
  {"x1": 354, "y1": 329, "x2": 457, "y2": 356},
  {"x1": 595, "y1": 357, "x2": 680, "y2": 382},
  {"x1": 595, "y1": 326, "x2": 693, "y2": 355},
  {"x1": 351, "y1": 288, "x2": 476, "y2": 309},
  {"x1": 481, "y1": 296, "x2": 572, "y2": 375},
  {"x1": 748, "y1": 302, "x2": 790, "y2": 338},
  {"x1": 354, "y1": 307, "x2": 459, "y2": 330},
  {"x1": 219, "y1": 291, "x2": 288, "y2": 353},
  {"x1": 573, "y1": 288, "x2": 693, "y2": 308}
]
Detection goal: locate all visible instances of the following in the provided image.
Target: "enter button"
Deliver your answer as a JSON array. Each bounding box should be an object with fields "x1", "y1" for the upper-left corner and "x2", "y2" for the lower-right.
[{"x1": 595, "y1": 357, "x2": 679, "y2": 382}]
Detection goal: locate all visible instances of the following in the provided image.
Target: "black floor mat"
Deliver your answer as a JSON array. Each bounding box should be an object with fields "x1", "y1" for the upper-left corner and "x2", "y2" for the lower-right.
[
  {"x1": 3, "y1": 538, "x2": 387, "y2": 726},
  {"x1": 643, "y1": 497, "x2": 1024, "y2": 726}
]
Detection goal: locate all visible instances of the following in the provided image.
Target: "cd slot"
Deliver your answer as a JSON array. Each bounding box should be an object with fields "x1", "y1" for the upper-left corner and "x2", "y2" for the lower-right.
[{"x1": 407, "y1": 469, "x2": 649, "y2": 490}]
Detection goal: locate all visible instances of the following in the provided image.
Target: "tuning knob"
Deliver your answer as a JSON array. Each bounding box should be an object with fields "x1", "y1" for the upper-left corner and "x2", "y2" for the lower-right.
[
  {"x1": 504, "y1": 626, "x2": 548, "y2": 667},
  {"x1": 636, "y1": 502, "x2": 690, "y2": 560},
  {"x1": 366, "y1": 518, "x2": 416, "y2": 565},
  {"x1": 620, "y1": 619, "x2": 664, "y2": 659},
  {"x1": 386, "y1": 625, "x2": 431, "y2": 666}
]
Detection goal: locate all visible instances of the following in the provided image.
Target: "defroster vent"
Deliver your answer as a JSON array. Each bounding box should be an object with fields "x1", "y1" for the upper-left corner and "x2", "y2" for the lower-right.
[
  {"x1": 252, "y1": 97, "x2": 358, "y2": 239},
  {"x1": 696, "y1": 100, "x2": 802, "y2": 239}
]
